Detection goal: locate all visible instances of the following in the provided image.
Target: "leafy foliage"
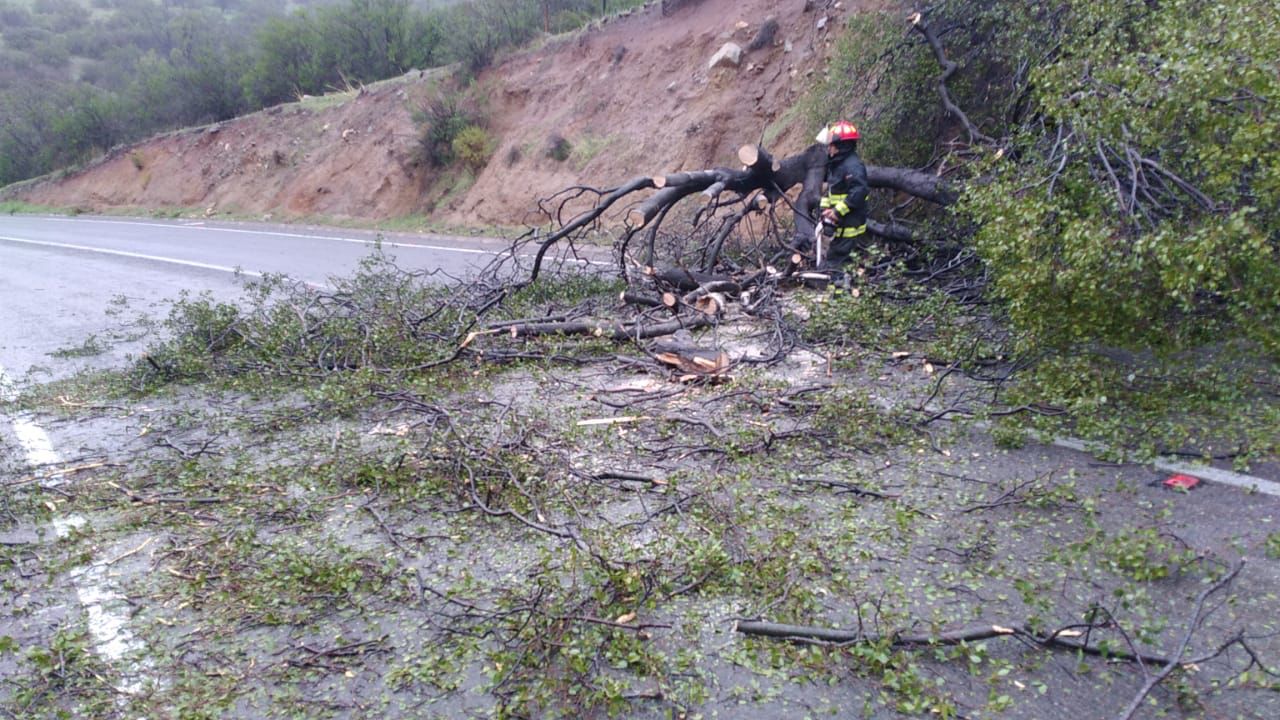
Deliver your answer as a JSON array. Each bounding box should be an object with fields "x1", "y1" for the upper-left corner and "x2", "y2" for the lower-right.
[
  {"x1": 948, "y1": 0, "x2": 1280, "y2": 463},
  {"x1": 242, "y1": 0, "x2": 438, "y2": 107},
  {"x1": 135, "y1": 251, "x2": 623, "y2": 395},
  {"x1": 819, "y1": 0, "x2": 1279, "y2": 360},
  {"x1": 813, "y1": 0, "x2": 1279, "y2": 464},
  {"x1": 452, "y1": 124, "x2": 495, "y2": 171},
  {"x1": 142, "y1": 256, "x2": 464, "y2": 388},
  {"x1": 414, "y1": 92, "x2": 486, "y2": 168},
  {"x1": 806, "y1": 3, "x2": 1046, "y2": 168},
  {"x1": 964, "y1": 0, "x2": 1280, "y2": 357},
  {"x1": 10, "y1": 629, "x2": 114, "y2": 717}
]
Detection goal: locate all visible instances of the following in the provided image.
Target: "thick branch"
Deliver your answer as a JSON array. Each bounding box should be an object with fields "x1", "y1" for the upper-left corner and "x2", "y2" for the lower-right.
[
  {"x1": 648, "y1": 266, "x2": 736, "y2": 291},
  {"x1": 628, "y1": 172, "x2": 722, "y2": 229},
  {"x1": 909, "y1": 12, "x2": 996, "y2": 146},
  {"x1": 867, "y1": 219, "x2": 921, "y2": 242},
  {"x1": 630, "y1": 146, "x2": 777, "y2": 230},
  {"x1": 529, "y1": 176, "x2": 656, "y2": 281},
  {"x1": 736, "y1": 620, "x2": 1018, "y2": 646},
  {"x1": 867, "y1": 165, "x2": 958, "y2": 205},
  {"x1": 500, "y1": 314, "x2": 711, "y2": 341},
  {"x1": 737, "y1": 618, "x2": 1193, "y2": 667}
]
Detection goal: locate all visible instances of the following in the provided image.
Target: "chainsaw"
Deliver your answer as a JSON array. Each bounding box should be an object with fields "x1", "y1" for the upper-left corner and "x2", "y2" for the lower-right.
[
  {"x1": 797, "y1": 221, "x2": 831, "y2": 285},
  {"x1": 813, "y1": 221, "x2": 825, "y2": 269}
]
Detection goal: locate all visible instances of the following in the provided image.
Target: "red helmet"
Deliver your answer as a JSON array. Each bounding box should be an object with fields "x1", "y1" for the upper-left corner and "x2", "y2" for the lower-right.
[{"x1": 827, "y1": 120, "x2": 860, "y2": 143}]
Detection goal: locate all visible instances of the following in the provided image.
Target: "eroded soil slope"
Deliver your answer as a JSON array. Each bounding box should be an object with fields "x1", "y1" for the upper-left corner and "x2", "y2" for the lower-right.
[{"x1": 12, "y1": 0, "x2": 897, "y2": 228}]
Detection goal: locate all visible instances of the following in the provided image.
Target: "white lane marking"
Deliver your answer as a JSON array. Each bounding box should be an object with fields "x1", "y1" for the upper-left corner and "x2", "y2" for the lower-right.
[
  {"x1": 37, "y1": 216, "x2": 612, "y2": 265},
  {"x1": 42, "y1": 217, "x2": 497, "y2": 254},
  {"x1": 2, "y1": 372, "x2": 60, "y2": 465},
  {"x1": 1, "y1": 364, "x2": 153, "y2": 696},
  {"x1": 0, "y1": 234, "x2": 326, "y2": 288},
  {"x1": 10, "y1": 417, "x2": 59, "y2": 465},
  {"x1": 0, "y1": 235, "x2": 265, "y2": 277},
  {"x1": 882, "y1": 389, "x2": 1280, "y2": 498},
  {"x1": 4, "y1": 221, "x2": 610, "y2": 269},
  {"x1": 1050, "y1": 436, "x2": 1280, "y2": 498}
]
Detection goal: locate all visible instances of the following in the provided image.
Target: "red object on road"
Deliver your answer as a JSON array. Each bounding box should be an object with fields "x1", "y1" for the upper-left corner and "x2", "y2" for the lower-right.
[{"x1": 1163, "y1": 474, "x2": 1200, "y2": 490}]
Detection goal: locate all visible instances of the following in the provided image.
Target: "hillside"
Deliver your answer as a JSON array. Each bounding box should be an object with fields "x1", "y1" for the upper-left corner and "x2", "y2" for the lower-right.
[{"x1": 11, "y1": 0, "x2": 898, "y2": 229}]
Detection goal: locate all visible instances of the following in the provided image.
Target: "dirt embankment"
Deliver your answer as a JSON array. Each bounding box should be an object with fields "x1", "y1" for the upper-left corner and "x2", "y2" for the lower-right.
[{"x1": 13, "y1": 0, "x2": 895, "y2": 228}]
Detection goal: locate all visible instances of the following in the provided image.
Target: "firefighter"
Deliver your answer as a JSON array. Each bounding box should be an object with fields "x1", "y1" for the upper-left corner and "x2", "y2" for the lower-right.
[{"x1": 814, "y1": 120, "x2": 869, "y2": 275}]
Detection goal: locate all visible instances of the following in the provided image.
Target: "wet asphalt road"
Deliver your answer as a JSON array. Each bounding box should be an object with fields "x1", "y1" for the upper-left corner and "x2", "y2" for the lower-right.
[{"x1": 0, "y1": 215, "x2": 519, "y2": 382}]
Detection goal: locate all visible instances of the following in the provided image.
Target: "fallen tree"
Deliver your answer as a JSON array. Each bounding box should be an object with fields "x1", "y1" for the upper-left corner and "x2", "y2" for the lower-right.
[{"x1": 525, "y1": 143, "x2": 955, "y2": 285}]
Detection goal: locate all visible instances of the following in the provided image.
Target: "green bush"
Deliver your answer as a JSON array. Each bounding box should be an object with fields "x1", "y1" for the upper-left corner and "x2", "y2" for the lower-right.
[
  {"x1": 545, "y1": 133, "x2": 572, "y2": 162},
  {"x1": 961, "y1": 0, "x2": 1280, "y2": 357},
  {"x1": 804, "y1": 2, "x2": 1280, "y2": 464},
  {"x1": 145, "y1": 291, "x2": 245, "y2": 381},
  {"x1": 451, "y1": 124, "x2": 493, "y2": 172},
  {"x1": 134, "y1": 254, "x2": 503, "y2": 390},
  {"x1": 414, "y1": 92, "x2": 484, "y2": 168},
  {"x1": 816, "y1": 1, "x2": 1279, "y2": 360}
]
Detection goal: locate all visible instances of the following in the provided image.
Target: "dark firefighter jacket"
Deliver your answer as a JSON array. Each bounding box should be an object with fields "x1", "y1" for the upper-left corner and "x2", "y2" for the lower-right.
[{"x1": 821, "y1": 147, "x2": 869, "y2": 239}]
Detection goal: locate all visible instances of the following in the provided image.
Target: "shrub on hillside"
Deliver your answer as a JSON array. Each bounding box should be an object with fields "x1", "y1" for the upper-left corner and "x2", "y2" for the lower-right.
[
  {"x1": 546, "y1": 133, "x2": 572, "y2": 162},
  {"x1": 414, "y1": 92, "x2": 484, "y2": 168},
  {"x1": 452, "y1": 125, "x2": 493, "y2": 172}
]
